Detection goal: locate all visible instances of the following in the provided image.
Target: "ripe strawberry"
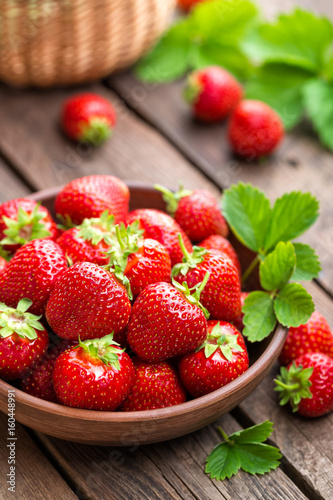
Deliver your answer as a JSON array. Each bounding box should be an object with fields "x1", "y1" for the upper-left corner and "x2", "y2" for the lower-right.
[
  {"x1": 0, "y1": 299, "x2": 48, "y2": 380},
  {"x1": 228, "y1": 100, "x2": 284, "y2": 160},
  {"x1": 179, "y1": 320, "x2": 249, "y2": 397},
  {"x1": 57, "y1": 210, "x2": 115, "y2": 266},
  {"x1": 53, "y1": 334, "x2": 134, "y2": 410},
  {"x1": 184, "y1": 66, "x2": 243, "y2": 122},
  {"x1": 55, "y1": 175, "x2": 129, "y2": 226},
  {"x1": 279, "y1": 311, "x2": 333, "y2": 366},
  {"x1": 61, "y1": 92, "x2": 116, "y2": 145},
  {"x1": 0, "y1": 256, "x2": 7, "y2": 273},
  {"x1": 199, "y1": 234, "x2": 240, "y2": 276},
  {"x1": 46, "y1": 262, "x2": 131, "y2": 341},
  {"x1": 120, "y1": 358, "x2": 186, "y2": 411},
  {"x1": 178, "y1": 0, "x2": 207, "y2": 12},
  {"x1": 275, "y1": 353, "x2": 333, "y2": 417},
  {"x1": 156, "y1": 184, "x2": 228, "y2": 243},
  {"x1": 232, "y1": 292, "x2": 249, "y2": 333},
  {"x1": 106, "y1": 223, "x2": 171, "y2": 299},
  {"x1": 0, "y1": 198, "x2": 58, "y2": 254},
  {"x1": 0, "y1": 239, "x2": 67, "y2": 315},
  {"x1": 127, "y1": 277, "x2": 209, "y2": 362},
  {"x1": 125, "y1": 209, "x2": 192, "y2": 266},
  {"x1": 172, "y1": 236, "x2": 241, "y2": 322}
]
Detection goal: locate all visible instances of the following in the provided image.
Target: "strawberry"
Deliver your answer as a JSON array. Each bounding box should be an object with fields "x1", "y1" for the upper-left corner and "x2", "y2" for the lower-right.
[
  {"x1": 172, "y1": 236, "x2": 241, "y2": 322},
  {"x1": 0, "y1": 239, "x2": 67, "y2": 315},
  {"x1": 0, "y1": 256, "x2": 7, "y2": 273},
  {"x1": 120, "y1": 358, "x2": 186, "y2": 411},
  {"x1": 125, "y1": 209, "x2": 193, "y2": 266},
  {"x1": 228, "y1": 100, "x2": 284, "y2": 160},
  {"x1": 106, "y1": 223, "x2": 171, "y2": 299},
  {"x1": 55, "y1": 175, "x2": 129, "y2": 226},
  {"x1": 232, "y1": 292, "x2": 249, "y2": 333},
  {"x1": 127, "y1": 276, "x2": 209, "y2": 362},
  {"x1": 279, "y1": 311, "x2": 333, "y2": 366},
  {"x1": 53, "y1": 334, "x2": 135, "y2": 410},
  {"x1": 199, "y1": 234, "x2": 240, "y2": 276},
  {"x1": 0, "y1": 299, "x2": 48, "y2": 380},
  {"x1": 57, "y1": 210, "x2": 115, "y2": 266},
  {"x1": 178, "y1": 0, "x2": 207, "y2": 12},
  {"x1": 46, "y1": 262, "x2": 131, "y2": 341},
  {"x1": 155, "y1": 184, "x2": 228, "y2": 243},
  {"x1": 61, "y1": 92, "x2": 116, "y2": 145},
  {"x1": 179, "y1": 320, "x2": 249, "y2": 397},
  {"x1": 275, "y1": 353, "x2": 333, "y2": 417},
  {"x1": 184, "y1": 66, "x2": 243, "y2": 122},
  {"x1": 0, "y1": 198, "x2": 58, "y2": 254}
]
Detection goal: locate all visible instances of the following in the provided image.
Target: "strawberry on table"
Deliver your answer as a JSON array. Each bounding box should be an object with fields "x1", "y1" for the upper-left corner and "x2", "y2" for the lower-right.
[
  {"x1": 275, "y1": 352, "x2": 333, "y2": 417},
  {"x1": 61, "y1": 93, "x2": 116, "y2": 145},
  {"x1": 127, "y1": 275, "x2": 209, "y2": 362},
  {"x1": 120, "y1": 358, "x2": 186, "y2": 411},
  {"x1": 179, "y1": 320, "x2": 249, "y2": 398},
  {"x1": 53, "y1": 334, "x2": 134, "y2": 410},
  {"x1": 279, "y1": 311, "x2": 333, "y2": 366},
  {"x1": 125, "y1": 209, "x2": 193, "y2": 266},
  {"x1": 172, "y1": 236, "x2": 241, "y2": 322},
  {"x1": 46, "y1": 262, "x2": 131, "y2": 341},
  {"x1": 55, "y1": 175, "x2": 129, "y2": 226},
  {"x1": 199, "y1": 234, "x2": 240, "y2": 276},
  {"x1": 0, "y1": 299, "x2": 48, "y2": 381},
  {"x1": 155, "y1": 184, "x2": 228, "y2": 243},
  {"x1": 0, "y1": 198, "x2": 58, "y2": 254},
  {"x1": 0, "y1": 239, "x2": 67, "y2": 315},
  {"x1": 184, "y1": 66, "x2": 243, "y2": 122}
]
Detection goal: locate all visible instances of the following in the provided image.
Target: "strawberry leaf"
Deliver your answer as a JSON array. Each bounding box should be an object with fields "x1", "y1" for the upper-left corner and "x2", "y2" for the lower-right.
[
  {"x1": 242, "y1": 291, "x2": 276, "y2": 342},
  {"x1": 259, "y1": 242, "x2": 296, "y2": 292},
  {"x1": 274, "y1": 283, "x2": 314, "y2": 327},
  {"x1": 302, "y1": 79, "x2": 333, "y2": 151},
  {"x1": 291, "y1": 243, "x2": 321, "y2": 281}
]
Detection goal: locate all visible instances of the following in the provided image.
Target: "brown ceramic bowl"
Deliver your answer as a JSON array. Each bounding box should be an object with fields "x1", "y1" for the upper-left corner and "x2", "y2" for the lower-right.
[{"x1": 0, "y1": 183, "x2": 286, "y2": 446}]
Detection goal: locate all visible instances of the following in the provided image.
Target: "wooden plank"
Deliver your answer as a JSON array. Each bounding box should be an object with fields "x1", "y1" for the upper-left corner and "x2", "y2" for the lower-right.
[
  {"x1": 33, "y1": 412, "x2": 306, "y2": 500},
  {"x1": 0, "y1": 157, "x2": 31, "y2": 203},
  {"x1": 0, "y1": 412, "x2": 77, "y2": 499}
]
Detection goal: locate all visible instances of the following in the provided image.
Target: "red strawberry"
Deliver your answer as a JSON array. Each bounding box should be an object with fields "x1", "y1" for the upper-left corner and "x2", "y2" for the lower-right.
[
  {"x1": 228, "y1": 100, "x2": 284, "y2": 160},
  {"x1": 179, "y1": 320, "x2": 249, "y2": 397},
  {"x1": 62, "y1": 92, "x2": 116, "y2": 145},
  {"x1": 0, "y1": 299, "x2": 48, "y2": 380},
  {"x1": 275, "y1": 353, "x2": 333, "y2": 417},
  {"x1": 0, "y1": 239, "x2": 67, "y2": 315},
  {"x1": 125, "y1": 209, "x2": 192, "y2": 266},
  {"x1": 279, "y1": 311, "x2": 333, "y2": 366},
  {"x1": 172, "y1": 237, "x2": 241, "y2": 322},
  {"x1": 127, "y1": 277, "x2": 209, "y2": 362},
  {"x1": 120, "y1": 358, "x2": 186, "y2": 411},
  {"x1": 46, "y1": 262, "x2": 131, "y2": 341},
  {"x1": 55, "y1": 175, "x2": 129, "y2": 226},
  {"x1": 57, "y1": 210, "x2": 115, "y2": 266},
  {"x1": 199, "y1": 234, "x2": 240, "y2": 276},
  {"x1": 0, "y1": 198, "x2": 58, "y2": 254},
  {"x1": 53, "y1": 334, "x2": 134, "y2": 410},
  {"x1": 156, "y1": 184, "x2": 228, "y2": 243},
  {"x1": 178, "y1": 0, "x2": 207, "y2": 12},
  {"x1": 232, "y1": 292, "x2": 249, "y2": 333},
  {"x1": 184, "y1": 66, "x2": 243, "y2": 122},
  {"x1": 0, "y1": 256, "x2": 7, "y2": 273}
]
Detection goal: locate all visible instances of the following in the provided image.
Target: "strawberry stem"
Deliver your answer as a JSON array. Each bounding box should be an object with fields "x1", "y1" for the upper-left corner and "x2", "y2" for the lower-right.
[
  {"x1": 178, "y1": 233, "x2": 191, "y2": 261},
  {"x1": 242, "y1": 255, "x2": 260, "y2": 285},
  {"x1": 217, "y1": 427, "x2": 230, "y2": 442}
]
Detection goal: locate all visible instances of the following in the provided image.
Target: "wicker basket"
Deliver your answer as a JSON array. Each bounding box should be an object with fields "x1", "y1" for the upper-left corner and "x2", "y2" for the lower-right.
[{"x1": 0, "y1": 0, "x2": 176, "y2": 87}]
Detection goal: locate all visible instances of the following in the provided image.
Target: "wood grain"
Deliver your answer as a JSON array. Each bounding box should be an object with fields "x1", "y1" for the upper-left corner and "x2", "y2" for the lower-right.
[{"x1": 0, "y1": 157, "x2": 31, "y2": 203}]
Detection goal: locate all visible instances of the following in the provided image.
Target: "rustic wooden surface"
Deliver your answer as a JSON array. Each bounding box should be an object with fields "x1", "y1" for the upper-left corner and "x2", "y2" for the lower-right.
[{"x1": 0, "y1": 0, "x2": 333, "y2": 498}]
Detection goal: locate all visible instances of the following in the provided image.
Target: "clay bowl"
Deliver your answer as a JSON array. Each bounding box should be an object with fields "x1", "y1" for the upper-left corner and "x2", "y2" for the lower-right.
[{"x1": 0, "y1": 183, "x2": 286, "y2": 446}]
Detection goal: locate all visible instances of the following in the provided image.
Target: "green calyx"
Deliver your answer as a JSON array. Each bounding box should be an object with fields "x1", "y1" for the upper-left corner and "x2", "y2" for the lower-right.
[
  {"x1": 79, "y1": 117, "x2": 113, "y2": 146},
  {"x1": 77, "y1": 333, "x2": 123, "y2": 370},
  {"x1": 172, "y1": 271, "x2": 210, "y2": 319},
  {"x1": 77, "y1": 210, "x2": 115, "y2": 246},
  {"x1": 274, "y1": 363, "x2": 313, "y2": 412},
  {"x1": 172, "y1": 234, "x2": 207, "y2": 277},
  {"x1": 154, "y1": 183, "x2": 193, "y2": 216},
  {"x1": 183, "y1": 73, "x2": 202, "y2": 105},
  {"x1": 1, "y1": 203, "x2": 51, "y2": 247},
  {"x1": 197, "y1": 323, "x2": 244, "y2": 360},
  {"x1": 0, "y1": 299, "x2": 44, "y2": 340}
]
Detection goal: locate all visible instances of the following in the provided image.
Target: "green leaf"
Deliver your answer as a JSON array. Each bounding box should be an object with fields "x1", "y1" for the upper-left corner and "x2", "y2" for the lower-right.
[
  {"x1": 303, "y1": 79, "x2": 333, "y2": 151},
  {"x1": 264, "y1": 191, "x2": 319, "y2": 252},
  {"x1": 191, "y1": 43, "x2": 252, "y2": 79},
  {"x1": 235, "y1": 443, "x2": 281, "y2": 475},
  {"x1": 274, "y1": 283, "x2": 314, "y2": 327},
  {"x1": 242, "y1": 291, "x2": 276, "y2": 342},
  {"x1": 222, "y1": 183, "x2": 271, "y2": 253},
  {"x1": 205, "y1": 442, "x2": 240, "y2": 481},
  {"x1": 259, "y1": 242, "x2": 296, "y2": 292},
  {"x1": 291, "y1": 243, "x2": 321, "y2": 281},
  {"x1": 230, "y1": 420, "x2": 274, "y2": 444},
  {"x1": 243, "y1": 8, "x2": 333, "y2": 72}
]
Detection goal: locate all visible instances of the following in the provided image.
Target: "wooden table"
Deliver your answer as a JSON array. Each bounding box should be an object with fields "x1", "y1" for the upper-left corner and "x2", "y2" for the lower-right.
[{"x1": 0, "y1": 1, "x2": 333, "y2": 498}]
